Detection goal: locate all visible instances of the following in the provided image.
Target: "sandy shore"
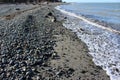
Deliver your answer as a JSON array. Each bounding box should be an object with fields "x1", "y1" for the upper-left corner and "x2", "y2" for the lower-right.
[{"x1": 0, "y1": 3, "x2": 110, "y2": 80}]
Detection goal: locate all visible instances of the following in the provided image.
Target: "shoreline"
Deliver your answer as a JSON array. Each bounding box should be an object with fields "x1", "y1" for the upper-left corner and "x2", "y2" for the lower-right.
[
  {"x1": 0, "y1": 3, "x2": 110, "y2": 80},
  {"x1": 56, "y1": 4, "x2": 120, "y2": 80},
  {"x1": 55, "y1": 6, "x2": 120, "y2": 34}
]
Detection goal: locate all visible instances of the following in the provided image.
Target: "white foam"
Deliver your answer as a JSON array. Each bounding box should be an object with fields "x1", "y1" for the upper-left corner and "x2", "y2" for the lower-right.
[
  {"x1": 55, "y1": 6, "x2": 120, "y2": 80},
  {"x1": 55, "y1": 6, "x2": 120, "y2": 34}
]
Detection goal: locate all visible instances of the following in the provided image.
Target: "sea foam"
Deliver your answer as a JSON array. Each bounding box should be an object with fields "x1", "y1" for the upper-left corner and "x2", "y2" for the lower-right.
[{"x1": 55, "y1": 6, "x2": 120, "y2": 80}]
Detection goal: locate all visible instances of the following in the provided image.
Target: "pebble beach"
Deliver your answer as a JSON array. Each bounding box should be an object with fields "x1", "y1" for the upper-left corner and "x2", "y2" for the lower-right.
[{"x1": 0, "y1": 3, "x2": 110, "y2": 80}]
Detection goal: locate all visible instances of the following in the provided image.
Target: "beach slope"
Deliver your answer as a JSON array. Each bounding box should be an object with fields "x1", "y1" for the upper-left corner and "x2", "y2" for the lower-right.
[{"x1": 0, "y1": 3, "x2": 110, "y2": 80}]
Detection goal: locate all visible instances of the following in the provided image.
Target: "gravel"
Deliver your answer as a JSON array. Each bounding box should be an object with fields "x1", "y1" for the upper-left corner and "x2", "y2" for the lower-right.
[{"x1": 0, "y1": 3, "x2": 111, "y2": 80}]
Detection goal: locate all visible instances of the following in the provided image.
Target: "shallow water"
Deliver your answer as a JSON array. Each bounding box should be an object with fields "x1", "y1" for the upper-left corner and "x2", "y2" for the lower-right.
[
  {"x1": 59, "y1": 3, "x2": 120, "y2": 24},
  {"x1": 59, "y1": 3, "x2": 120, "y2": 31},
  {"x1": 55, "y1": 3, "x2": 120, "y2": 80}
]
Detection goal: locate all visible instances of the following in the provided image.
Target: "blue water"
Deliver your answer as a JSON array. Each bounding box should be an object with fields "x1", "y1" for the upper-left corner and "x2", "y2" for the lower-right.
[
  {"x1": 56, "y1": 3, "x2": 120, "y2": 80},
  {"x1": 59, "y1": 3, "x2": 120, "y2": 30}
]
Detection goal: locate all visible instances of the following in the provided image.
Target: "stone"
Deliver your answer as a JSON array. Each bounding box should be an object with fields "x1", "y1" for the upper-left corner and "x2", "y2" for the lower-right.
[
  {"x1": 36, "y1": 76, "x2": 40, "y2": 80},
  {"x1": 32, "y1": 59, "x2": 43, "y2": 66},
  {"x1": 16, "y1": 8, "x2": 20, "y2": 10},
  {"x1": 64, "y1": 17, "x2": 67, "y2": 19},
  {"x1": 0, "y1": 72, "x2": 5, "y2": 78},
  {"x1": 21, "y1": 62, "x2": 27, "y2": 67},
  {"x1": 79, "y1": 28, "x2": 85, "y2": 31},
  {"x1": 26, "y1": 69, "x2": 33, "y2": 76},
  {"x1": 81, "y1": 70, "x2": 87, "y2": 74},
  {"x1": 16, "y1": 69, "x2": 21, "y2": 74},
  {"x1": 22, "y1": 67, "x2": 26, "y2": 71},
  {"x1": 45, "y1": 12, "x2": 56, "y2": 22},
  {"x1": 56, "y1": 70, "x2": 65, "y2": 77},
  {"x1": 9, "y1": 60, "x2": 15, "y2": 66},
  {"x1": 52, "y1": 52, "x2": 60, "y2": 59},
  {"x1": 1, "y1": 58, "x2": 7, "y2": 64},
  {"x1": 16, "y1": 46, "x2": 22, "y2": 50},
  {"x1": 47, "y1": 12, "x2": 53, "y2": 16},
  {"x1": 67, "y1": 68, "x2": 75, "y2": 75},
  {"x1": 42, "y1": 63, "x2": 48, "y2": 67},
  {"x1": 19, "y1": 76, "x2": 26, "y2": 80},
  {"x1": 14, "y1": 62, "x2": 19, "y2": 68},
  {"x1": 6, "y1": 72, "x2": 11, "y2": 77},
  {"x1": 96, "y1": 66, "x2": 102, "y2": 70},
  {"x1": 115, "y1": 68, "x2": 119, "y2": 73}
]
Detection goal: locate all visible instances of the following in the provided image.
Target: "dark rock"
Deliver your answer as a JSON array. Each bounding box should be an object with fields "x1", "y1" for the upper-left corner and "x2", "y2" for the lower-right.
[
  {"x1": 67, "y1": 68, "x2": 75, "y2": 75},
  {"x1": 19, "y1": 76, "x2": 26, "y2": 80},
  {"x1": 26, "y1": 69, "x2": 33, "y2": 76},
  {"x1": 29, "y1": 50, "x2": 34, "y2": 54},
  {"x1": 1, "y1": 58, "x2": 7, "y2": 64},
  {"x1": 115, "y1": 68, "x2": 119, "y2": 73},
  {"x1": 21, "y1": 61, "x2": 27, "y2": 67},
  {"x1": 16, "y1": 46, "x2": 22, "y2": 50},
  {"x1": 47, "y1": 12, "x2": 53, "y2": 16},
  {"x1": 9, "y1": 60, "x2": 15, "y2": 66},
  {"x1": 79, "y1": 28, "x2": 85, "y2": 31},
  {"x1": 16, "y1": 8, "x2": 20, "y2": 10},
  {"x1": 64, "y1": 17, "x2": 67, "y2": 19},
  {"x1": 16, "y1": 49, "x2": 22, "y2": 54},
  {"x1": 28, "y1": 15, "x2": 34, "y2": 20},
  {"x1": 42, "y1": 63, "x2": 48, "y2": 67},
  {"x1": 32, "y1": 59, "x2": 43, "y2": 66},
  {"x1": 96, "y1": 66, "x2": 102, "y2": 70},
  {"x1": 81, "y1": 70, "x2": 87, "y2": 74},
  {"x1": 14, "y1": 62, "x2": 19, "y2": 68},
  {"x1": 15, "y1": 69, "x2": 21, "y2": 74},
  {"x1": 58, "y1": 70, "x2": 66, "y2": 77},
  {"x1": 45, "y1": 12, "x2": 57, "y2": 22}
]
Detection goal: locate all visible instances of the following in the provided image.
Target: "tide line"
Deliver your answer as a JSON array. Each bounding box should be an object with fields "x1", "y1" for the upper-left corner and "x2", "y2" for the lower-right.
[{"x1": 56, "y1": 6, "x2": 120, "y2": 34}]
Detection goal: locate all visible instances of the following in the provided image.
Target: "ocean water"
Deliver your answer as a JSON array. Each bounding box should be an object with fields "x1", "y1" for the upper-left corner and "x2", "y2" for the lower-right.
[
  {"x1": 55, "y1": 3, "x2": 120, "y2": 80},
  {"x1": 59, "y1": 3, "x2": 120, "y2": 31}
]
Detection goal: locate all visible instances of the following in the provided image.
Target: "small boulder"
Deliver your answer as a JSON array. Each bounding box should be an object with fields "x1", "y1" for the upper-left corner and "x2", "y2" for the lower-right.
[{"x1": 45, "y1": 12, "x2": 57, "y2": 22}]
